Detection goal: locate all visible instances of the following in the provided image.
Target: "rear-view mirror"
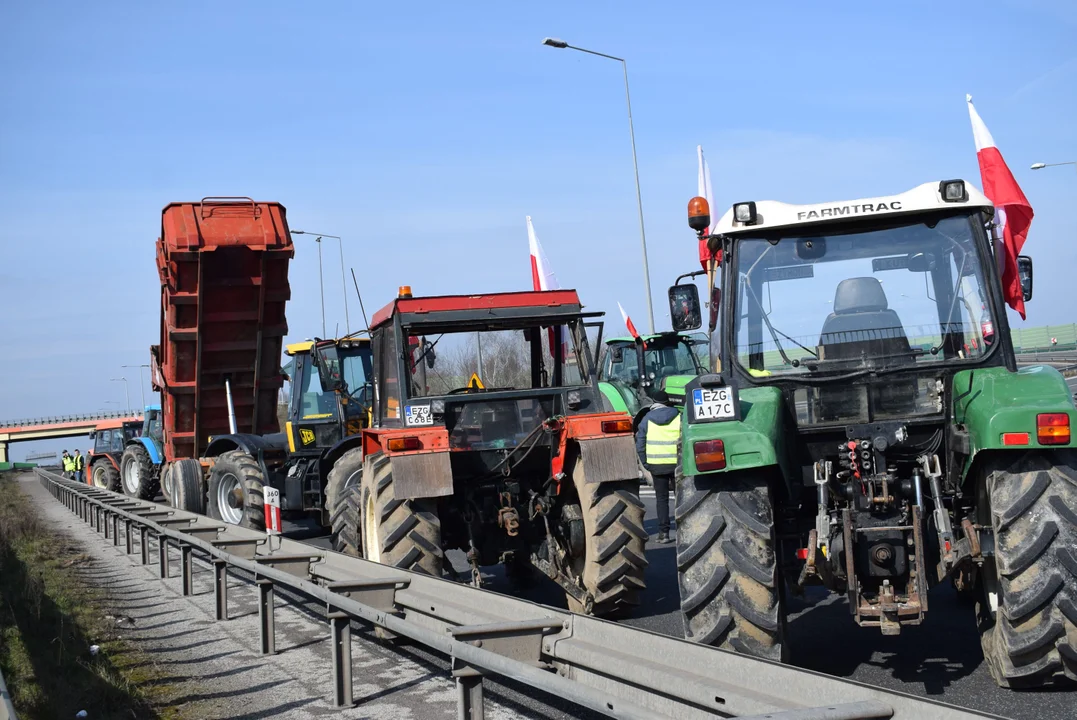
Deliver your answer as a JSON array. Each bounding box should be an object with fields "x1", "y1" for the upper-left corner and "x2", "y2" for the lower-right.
[
  {"x1": 669, "y1": 284, "x2": 702, "y2": 332},
  {"x1": 908, "y1": 252, "x2": 937, "y2": 273},
  {"x1": 314, "y1": 340, "x2": 345, "y2": 392},
  {"x1": 1017, "y1": 255, "x2": 1033, "y2": 301}
]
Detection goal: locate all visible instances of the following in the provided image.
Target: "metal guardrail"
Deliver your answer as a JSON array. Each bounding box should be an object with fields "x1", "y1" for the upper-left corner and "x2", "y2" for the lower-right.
[
  {"x1": 0, "y1": 410, "x2": 143, "y2": 429},
  {"x1": 33, "y1": 468, "x2": 1002, "y2": 720},
  {"x1": 0, "y1": 666, "x2": 15, "y2": 720}
]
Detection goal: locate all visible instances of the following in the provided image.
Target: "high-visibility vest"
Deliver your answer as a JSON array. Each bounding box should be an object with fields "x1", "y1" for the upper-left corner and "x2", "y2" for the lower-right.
[
  {"x1": 74, "y1": 454, "x2": 84, "y2": 470},
  {"x1": 645, "y1": 414, "x2": 681, "y2": 466},
  {"x1": 63, "y1": 456, "x2": 75, "y2": 472}
]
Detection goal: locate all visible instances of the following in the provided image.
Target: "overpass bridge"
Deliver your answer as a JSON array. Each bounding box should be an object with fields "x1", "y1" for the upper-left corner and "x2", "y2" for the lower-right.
[{"x1": 0, "y1": 410, "x2": 142, "y2": 463}]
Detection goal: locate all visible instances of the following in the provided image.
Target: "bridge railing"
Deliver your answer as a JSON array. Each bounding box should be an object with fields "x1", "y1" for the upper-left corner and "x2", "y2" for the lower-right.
[{"x1": 0, "y1": 410, "x2": 143, "y2": 429}]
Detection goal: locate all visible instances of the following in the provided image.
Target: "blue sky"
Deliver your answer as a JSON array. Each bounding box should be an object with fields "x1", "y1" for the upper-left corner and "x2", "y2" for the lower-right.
[{"x1": 1, "y1": 1, "x2": 1075, "y2": 460}]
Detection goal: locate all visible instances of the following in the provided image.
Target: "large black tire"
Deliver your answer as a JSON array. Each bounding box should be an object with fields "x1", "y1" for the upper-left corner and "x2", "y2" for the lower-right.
[
  {"x1": 326, "y1": 448, "x2": 364, "y2": 556},
  {"x1": 120, "y1": 444, "x2": 158, "y2": 500},
  {"x1": 170, "y1": 459, "x2": 206, "y2": 515},
  {"x1": 565, "y1": 458, "x2": 648, "y2": 617},
  {"x1": 675, "y1": 469, "x2": 786, "y2": 661},
  {"x1": 91, "y1": 459, "x2": 120, "y2": 492},
  {"x1": 359, "y1": 452, "x2": 443, "y2": 575},
  {"x1": 978, "y1": 451, "x2": 1077, "y2": 688},
  {"x1": 207, "y1": 451, "x2": 266, "y2": 530}
]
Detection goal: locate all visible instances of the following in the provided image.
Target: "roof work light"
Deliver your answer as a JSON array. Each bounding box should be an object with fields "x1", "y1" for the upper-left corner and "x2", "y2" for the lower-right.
[
  {"x1": 733, "y1": 202, "x2": 758, "y2": 225},
  {"x1": 939, "y1": 180, "x2": 968, "y2": 203}
]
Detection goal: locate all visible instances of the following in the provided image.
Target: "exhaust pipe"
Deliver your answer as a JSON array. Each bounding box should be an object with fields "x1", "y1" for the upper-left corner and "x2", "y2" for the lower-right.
[{"x1": 225, "y1": 378, "x2": 237, "y2": 434}]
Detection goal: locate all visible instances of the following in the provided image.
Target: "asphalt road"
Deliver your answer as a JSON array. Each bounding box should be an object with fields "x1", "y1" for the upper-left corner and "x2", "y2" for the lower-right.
[{"x1": 289, "y1": 488, "x2": 1075, "y2": 720}]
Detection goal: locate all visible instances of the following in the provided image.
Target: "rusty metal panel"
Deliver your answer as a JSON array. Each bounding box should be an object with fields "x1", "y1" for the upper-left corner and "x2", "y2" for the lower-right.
[
  {"x1": 391, "y1": 452, "x2": 454, "y2": 499},
  {"x1": 578, "y1": 435, "x2": 639, "y2": 483},
  {"x1": 155, "y1": 198, "x2": 294, "y2": 462}
]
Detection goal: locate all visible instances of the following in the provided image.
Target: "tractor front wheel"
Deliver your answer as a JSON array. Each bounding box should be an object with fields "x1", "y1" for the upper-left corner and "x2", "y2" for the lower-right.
[
  {"x1": 207, "y1": 451, "x2": 266, "y2": 530},
  {"x1": 359, "y1": 452, "x2": 443, "y2": 575},
  {"x1": 120, "y1": 445, "x2": 158, "y2": 500},
  {"x1": 977, "y1": 451, "x2": 1077, "y2": 688},
  {"x1": 565, "y1": 458, "x2": 648, "y2": 617},
  {"x1": 675, "y1": 468, "x2": 787, "y2": 662},
  {"x1": 91, "y1": 459, "x2": 119, "y2": 492},
  {"x1": 326, "y1": 448, "x2": 364, "y2": 556}
]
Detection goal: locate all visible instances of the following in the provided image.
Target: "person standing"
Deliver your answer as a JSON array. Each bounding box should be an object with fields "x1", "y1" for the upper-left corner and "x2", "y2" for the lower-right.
[
  {"x1": 73, "y1": 449, "x2": 85, "y2": 483},
  {"x1": 635, "y1": 387, "x2": 682, "y2": 544},
  {"x1": 62, "y1": 450, "x2": 75, "y2": 479}
]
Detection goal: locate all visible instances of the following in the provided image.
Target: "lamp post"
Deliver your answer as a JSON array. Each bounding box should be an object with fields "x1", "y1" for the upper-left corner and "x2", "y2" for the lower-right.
[
  {"x1": 1031, "y1": 160, "x2": 1076, "y2": 175},
  {"x1": 110, "y1": 378, "x2": 130, "y2": 410},
  {"x1": 292, "y1": 231, "x2": 350, "y2": 336},
  {"x1": 542, "y1": 37, "x2": 655, "y2": 333},
  {"x1": 122, "y1": 364, "x2": 149, "y2": 408}
]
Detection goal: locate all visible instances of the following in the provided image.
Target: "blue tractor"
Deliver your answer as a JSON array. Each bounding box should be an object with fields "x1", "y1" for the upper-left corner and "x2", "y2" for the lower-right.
[{"x1": 120, "y1": 404, "x2": 165, "y2": 500}]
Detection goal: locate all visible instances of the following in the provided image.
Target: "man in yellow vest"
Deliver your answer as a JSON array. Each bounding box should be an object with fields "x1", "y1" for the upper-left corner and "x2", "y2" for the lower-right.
[
  {"x1": 62, "y1": 450, "x2": 75, "y2": 479},
  {"x1": 73, "y1": 449, "x2": 85, "y2": 483},
  {"x1": 635, "y1": 387, "x2": 682, "y2": 544}
]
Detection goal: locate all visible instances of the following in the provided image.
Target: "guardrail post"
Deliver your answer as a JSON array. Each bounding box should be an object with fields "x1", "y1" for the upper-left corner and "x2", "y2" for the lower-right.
[
  {"x1": 329, "y1": 612, "x2": 354, "y2": 707},
  {"x1": 112, "y1": 514, "x2": 120, "y2": 546},
  {"x1": 181, "y1": 544, "x2": 193, "y2": 596},
  {"x1": 104, "y1": 509, "x2": 111, "y2": 539},
  {"x1": 125, "y1": 519, "x2": 133, "y2": 554},
  {"x1": 159, "y1": 536, "x2": 169, "y2": 578},
  {"x1": 456, "y1": 674, "x2": 484, "y2": 719},
  {"x1": 139, "y1": 526, "x2": 149, "y2": 565},
  {"x1": 214, "y1": 560, "x2": 229, "y2": 621},
  {"x1": 257, "y1": 579, "x2": 275, "y2": 655}
]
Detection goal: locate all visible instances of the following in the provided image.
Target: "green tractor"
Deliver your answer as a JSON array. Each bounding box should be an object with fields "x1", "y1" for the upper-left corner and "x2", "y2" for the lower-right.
[
  {"x1": 675, "y1": 181, "x2": 1075, "y2": 689},
  {"x1": 597, "y1": 275, "x2": 711, "y2": 422}
]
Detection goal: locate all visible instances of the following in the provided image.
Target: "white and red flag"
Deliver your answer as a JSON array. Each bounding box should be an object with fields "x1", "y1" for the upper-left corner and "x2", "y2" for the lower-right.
[
  {"x1": 527, "y1": 216, "x2": 568, "y2": 357},
  {"x1": 966, "y1": 95, "x2": 1034, "y2": 319},
  {"x1": 697, "y1": 145, "x2": 720, "y2": 270},
  {"x1": 618, "y1": 301, "x2": 643, "y2": 346}
]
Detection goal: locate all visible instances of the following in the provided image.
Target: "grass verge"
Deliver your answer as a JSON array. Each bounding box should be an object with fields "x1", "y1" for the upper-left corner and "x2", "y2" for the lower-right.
[{"x1": 0, "y1": 474, "x2": 179, "y2": 719}]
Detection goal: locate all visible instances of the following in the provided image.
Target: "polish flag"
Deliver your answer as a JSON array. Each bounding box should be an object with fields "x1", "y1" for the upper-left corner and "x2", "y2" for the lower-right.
[
  {"x1": 966, "y1": 95, "x2": 1034, "y2": 319},
  {"x1": 527, "y1": 216, "x2": 567, "y2": 358},
  {"x1": 618, "y1": 302, "x2": 643, "y2": 345},
  {"x1": 697, "y1": 145, "x2": 720, "y2": 270}
]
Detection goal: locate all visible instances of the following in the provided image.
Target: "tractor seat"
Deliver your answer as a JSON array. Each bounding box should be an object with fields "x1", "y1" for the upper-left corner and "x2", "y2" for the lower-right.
[{"x1": 819, "y1": 277, "x2": 911, "y2": 360}]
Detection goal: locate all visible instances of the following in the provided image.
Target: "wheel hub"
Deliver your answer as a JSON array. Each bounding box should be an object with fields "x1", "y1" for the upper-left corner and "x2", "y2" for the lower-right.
[{"x1": 227, "y1": 486, "x2": 244, "y2": 509}]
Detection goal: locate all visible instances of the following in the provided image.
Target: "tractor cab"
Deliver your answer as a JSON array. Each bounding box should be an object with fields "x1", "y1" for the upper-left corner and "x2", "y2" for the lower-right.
[
  {"x1": 288, "y1": 337, "x2": 373, "y2": 454},
  {"x1": 598, "y1": 331, "x2": 707, "y2": 417}
]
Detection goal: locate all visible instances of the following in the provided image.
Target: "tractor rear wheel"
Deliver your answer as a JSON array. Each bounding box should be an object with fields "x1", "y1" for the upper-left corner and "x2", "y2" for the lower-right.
[
  {"x1": 207, "y1": 451, "x2": 266, "y2": 530},
  {"x1": 170, "y1": 459, "x2": 205, "y2": 514},
  {"x1": 977, "y1": 451, "x2": 1077, "y2": 688},
  {"x1": 326, "y1": 448, "x2": 364, "y2": 556},
  {"x1": 91, "y1": 459, "x2": 119, "y2": 492},
  {"x1": 675, "y1": 468, "x2": 787, "y2": 662},
  {"x1": 565, "y1": 458, "x2": 648, "y2": 617},
  {"x1": 359, "y1": 452, "x2": 443, "y2": 575},
  {"x1": 120, "y1": 444, "x2": 158, "y2": 500}
]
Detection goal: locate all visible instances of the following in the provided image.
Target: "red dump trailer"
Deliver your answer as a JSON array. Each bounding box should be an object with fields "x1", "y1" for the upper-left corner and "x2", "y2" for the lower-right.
[{"x1": 120, "y1": 198, "x2": 294, "y2": 506}]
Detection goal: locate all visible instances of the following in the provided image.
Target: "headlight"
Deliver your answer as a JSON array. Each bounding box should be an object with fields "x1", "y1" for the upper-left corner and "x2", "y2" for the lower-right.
[
  {"x1": 430, "y1": 399, "x2": 445, "y2": 415},
  {"x1": 939, "y1": 180, "x2": 968, "y2": 203},
  {"x1": 566, "y1": 390, "x2": 582, "y2": 410},
  {"x1": 733, "y1": 201, "x2": 758, "y2": 225}
]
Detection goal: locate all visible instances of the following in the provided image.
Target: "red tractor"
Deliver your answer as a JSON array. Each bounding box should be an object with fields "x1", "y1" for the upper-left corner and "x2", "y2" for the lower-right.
[{"x1": 321, "y1": 288, "x2": 647, "y2": 616}]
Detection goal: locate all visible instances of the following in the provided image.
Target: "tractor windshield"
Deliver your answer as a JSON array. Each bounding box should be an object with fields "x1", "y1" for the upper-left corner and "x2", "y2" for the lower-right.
[
  {"x1": 602, "y1": 335, "x2": 705, "y2": 388},
  {"x1": 732, "y1": 213, "x2": 998, "y2": 377},
  {"x1": 296, "y1": 346, "x2": 373, "y2": 420}
]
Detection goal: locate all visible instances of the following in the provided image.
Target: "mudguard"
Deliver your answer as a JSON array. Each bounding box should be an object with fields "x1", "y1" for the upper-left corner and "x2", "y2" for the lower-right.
[
  {"x1": 136, "y1": 436, "x2": 163, "y2": 465},
  {"x1": 680, "y1": 381, "x2": 790, "y2": 480},
  {"x1": 953, "y1": 365, "x2": 1076, "y2": 477},
  {"x1": 203, "y1": 432, "x2": 288, "y2": 458},
  {"x1": 598, "y1": 381, "x2": 634, "y2": 415}
]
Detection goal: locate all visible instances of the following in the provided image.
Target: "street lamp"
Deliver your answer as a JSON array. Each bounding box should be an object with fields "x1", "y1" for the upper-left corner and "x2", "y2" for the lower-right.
[
  {"x1": 292, "y1": 230, "x2": 350, "y2": 337},
  {"x1": 542, "y1": 37, "x2": 655, "y2": 333},
  {"x1": 122, "y1": 364, "x2": 149, "y2": 408},
  {"x1": 110, "y1": 378, "x2": 130, "y2": 410},
  {"x1": 1031, "y1": 160, "x2": 1076, "y2": 174}
]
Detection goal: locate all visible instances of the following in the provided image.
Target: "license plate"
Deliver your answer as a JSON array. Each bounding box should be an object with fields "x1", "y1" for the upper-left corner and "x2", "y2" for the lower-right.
[
  {"x1": 692, "y1": 387, "x2": 735, "y2": 420},
  {"x1": 404, "y1": 404, "x2": 433, "y2": 426}
]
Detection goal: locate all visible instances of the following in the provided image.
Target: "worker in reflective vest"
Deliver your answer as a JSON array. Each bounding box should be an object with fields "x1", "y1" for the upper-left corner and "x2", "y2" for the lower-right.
[
  {"x1": 62, "y1": 450, "x2": 75, "y2": 479},
  {"x1": 73, "y1": 449, "x2": 84, "y2": 483},
  {"x1": 635, "y1": 387, "x2": 682, "y2": 544}
]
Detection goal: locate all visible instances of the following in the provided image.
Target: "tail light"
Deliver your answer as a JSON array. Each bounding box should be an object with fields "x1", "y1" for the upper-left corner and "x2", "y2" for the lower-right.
[
  {"x1": 387, "y1": 435, "x2": 422, "y2": 452},
  {"x1": 694, "y1": 439, "x2": 726, "y2": 472},
  {"x1": 601, "y1": 418, "x2": 633, "y2": 434},
  {"x1": 1037, "y1": 413, "x2": 1070, "y2": 445}
]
